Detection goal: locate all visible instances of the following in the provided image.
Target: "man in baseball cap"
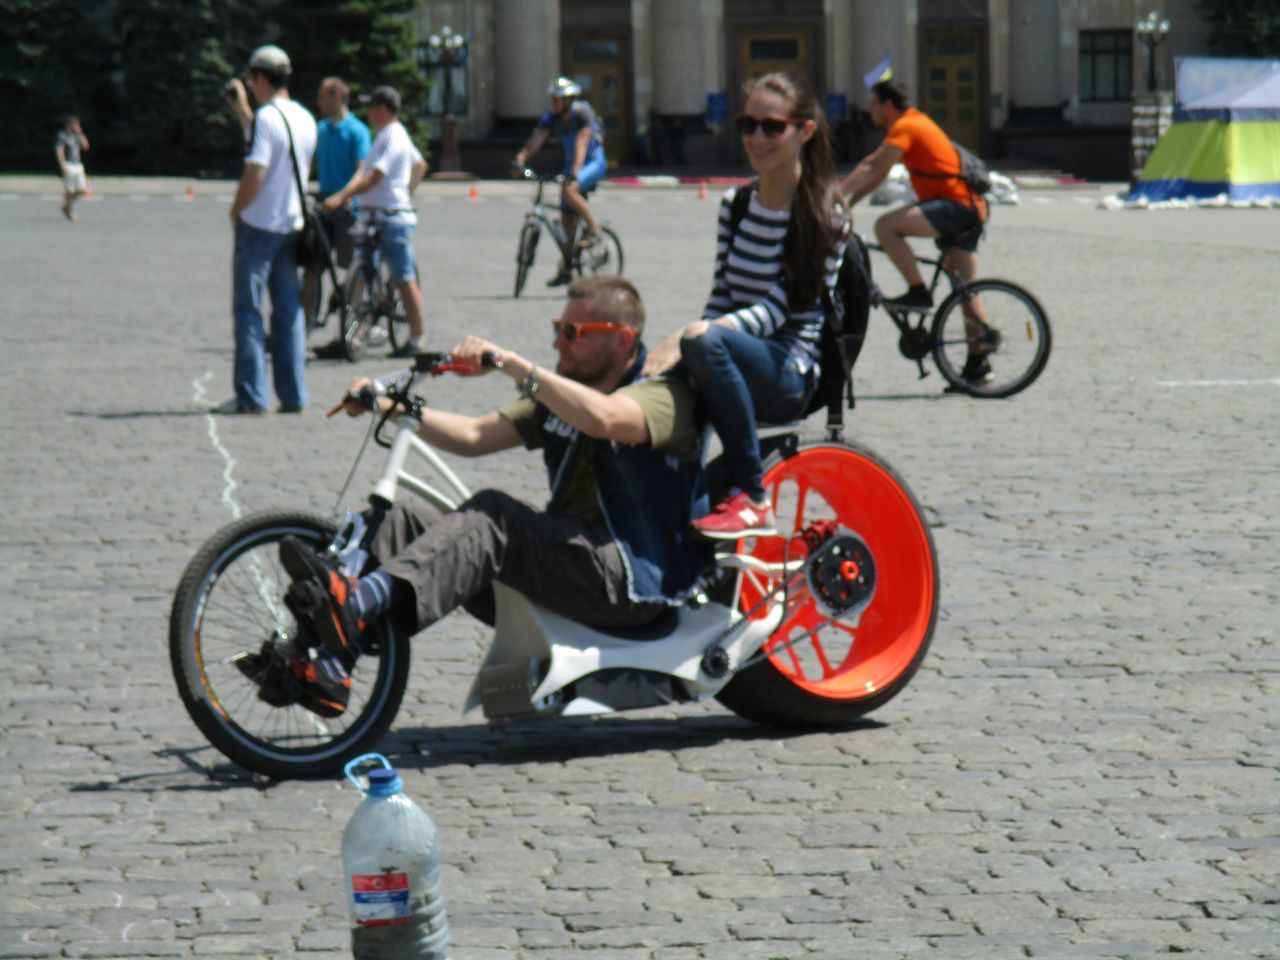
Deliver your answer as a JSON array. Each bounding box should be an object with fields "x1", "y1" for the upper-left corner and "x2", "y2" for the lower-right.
[
  {"x1": 324, "y1": 83, "x2": 430, "y2": 356},
  {"x1": 359, "y1": 85, "x2": 401, "y2": 113},
  {"x1": 246, "y1": 44, "x2": 291, "y2": 77},
  {"x1": 215, "y1": 43, "x2": 317, "y2": 414}
]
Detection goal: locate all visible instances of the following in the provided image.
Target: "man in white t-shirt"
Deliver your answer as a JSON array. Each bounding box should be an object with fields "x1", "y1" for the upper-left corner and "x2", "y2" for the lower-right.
[
  {"x1": 323, "y1": 85, "x2": 429, "y2": 357},
  {"x1": 217, "y1": 44, "x2": 317, "y2": 414}
]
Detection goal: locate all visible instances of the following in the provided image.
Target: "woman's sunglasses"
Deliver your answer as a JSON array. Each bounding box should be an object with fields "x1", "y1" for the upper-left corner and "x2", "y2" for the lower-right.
[
  {"x1": 734, "y1": 114, "x2": 804, "y2": 138},
  {"x1": 552, "y1": 319, "x2": 634, "y2": 343}
]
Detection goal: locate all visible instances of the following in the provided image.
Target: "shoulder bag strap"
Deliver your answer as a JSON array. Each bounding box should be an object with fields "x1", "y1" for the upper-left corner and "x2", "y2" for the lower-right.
[{"x1": 273, "y1": 103, "x2": 337, "y2": 281}]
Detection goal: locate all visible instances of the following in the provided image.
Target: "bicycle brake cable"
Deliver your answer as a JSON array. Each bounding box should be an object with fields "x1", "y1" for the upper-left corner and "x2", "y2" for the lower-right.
[{"x1": 330, "y1": 412, "x2": 379, "y2": 518}]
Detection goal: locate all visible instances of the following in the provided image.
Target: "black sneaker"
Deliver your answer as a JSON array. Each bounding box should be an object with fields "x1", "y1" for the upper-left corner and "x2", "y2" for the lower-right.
[
  {"x1": 280, "y1": 536, "x2": 366, "y2": 659},
  {"x1": 882, "y1": 287, "x2": 934, "y2": 312},
  {"x1": 312, "y1": 339, "x2": 346, "y2": 360},
  {"x1": 210, "y1": 398, "x2": 267, "y2": 415},
  {"x1": 287, "y1": 647, "x2": 351, "y2": 718},
  {"x1": 946, "y1": 354, "x2": 994, "y2": 392},
  {"x1": 389, "y1": 340, "x2": 423, "y2": 359},
  {"x1": 546, "y1": 268, "x2": 572, "y2": 288},
  {"x1": 233, "y1": 644, "x2": 350, "y2": 718}
]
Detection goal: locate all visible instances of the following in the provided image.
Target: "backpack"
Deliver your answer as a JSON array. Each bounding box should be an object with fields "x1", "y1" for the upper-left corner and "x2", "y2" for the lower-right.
[
  {"x1": 726, "y1": 184, "x2": 871, "y2": 437},
  {"x1": 909, "y1": 140, "x2": 992, "y2": 198}
]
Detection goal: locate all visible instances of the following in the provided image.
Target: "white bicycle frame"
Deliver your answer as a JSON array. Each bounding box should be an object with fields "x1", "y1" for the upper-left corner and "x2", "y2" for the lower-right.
[{"x1": 337, "y1": 405, "x2": 801, "y2": 723}]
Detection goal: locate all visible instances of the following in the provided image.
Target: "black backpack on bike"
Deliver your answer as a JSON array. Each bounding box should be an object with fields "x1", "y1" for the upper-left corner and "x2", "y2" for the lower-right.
[{"x1": 726, "y1": 184, "x2": 872, "y2": 437}]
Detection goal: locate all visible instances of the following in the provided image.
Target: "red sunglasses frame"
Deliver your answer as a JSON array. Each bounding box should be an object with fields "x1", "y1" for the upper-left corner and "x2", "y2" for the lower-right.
[{"x1": 552, "y1": 319, "x2": 636, "y2": 344}]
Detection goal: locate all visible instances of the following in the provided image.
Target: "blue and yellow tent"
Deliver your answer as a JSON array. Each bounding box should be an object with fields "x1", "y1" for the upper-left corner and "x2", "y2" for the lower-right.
[{"x1": 1130, "y1": 67, "x2": 1280, "y2": 203}]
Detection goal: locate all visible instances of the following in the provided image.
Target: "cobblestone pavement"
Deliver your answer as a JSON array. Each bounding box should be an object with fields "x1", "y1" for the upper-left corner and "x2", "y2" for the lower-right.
[{"x1": 1, "y1": 179, "x2": 1277, "y2": 959}]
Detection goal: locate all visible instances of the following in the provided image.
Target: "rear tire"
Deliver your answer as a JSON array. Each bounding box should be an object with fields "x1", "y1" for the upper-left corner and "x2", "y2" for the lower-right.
[
  {"x1": 715, "y1": 441, "x2": 939, "y2": 726},
  {"x1": 932, "y1": 279, "x2": 1051, "y2": 398},
  {"x1": 169, "y1": 511, "x2": 410, "y2": 779},
  {"x1": 575, "y1": 225, "x2": 623, "y2": 278}
]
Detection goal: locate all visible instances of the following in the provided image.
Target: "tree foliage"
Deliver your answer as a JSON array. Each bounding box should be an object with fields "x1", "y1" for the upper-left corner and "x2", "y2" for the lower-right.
[
  {"x1": 0, "y1": 0, "x2": 431, "y2": 175},
  {"x1": 1197, "y1": 0, "x2": 1280, "y2": 57}
]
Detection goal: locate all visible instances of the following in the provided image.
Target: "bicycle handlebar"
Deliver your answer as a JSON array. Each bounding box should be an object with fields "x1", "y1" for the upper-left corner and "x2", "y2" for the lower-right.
[{"x1": 329, "y1": 351, "x2": 502, "y2": 417}]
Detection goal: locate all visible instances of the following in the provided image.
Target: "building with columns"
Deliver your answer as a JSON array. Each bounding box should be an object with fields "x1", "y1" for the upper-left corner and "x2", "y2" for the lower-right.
[{"x1": 407, "y1": 0, "x2": 1213, "y2": 178}]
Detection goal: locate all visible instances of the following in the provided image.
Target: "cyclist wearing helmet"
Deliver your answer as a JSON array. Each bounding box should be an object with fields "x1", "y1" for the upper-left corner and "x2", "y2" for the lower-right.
[{"x1": 513, "y1": 76, "x2": 608, "y2": 286}]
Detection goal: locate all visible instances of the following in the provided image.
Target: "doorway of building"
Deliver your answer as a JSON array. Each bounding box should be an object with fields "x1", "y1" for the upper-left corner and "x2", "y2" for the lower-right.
[
  {"x1": 920, "y1": 28, "x2": 983, "y2": 152},
  {"x1": 564, "y1": 36, "x2": 630, "y2": 165}
]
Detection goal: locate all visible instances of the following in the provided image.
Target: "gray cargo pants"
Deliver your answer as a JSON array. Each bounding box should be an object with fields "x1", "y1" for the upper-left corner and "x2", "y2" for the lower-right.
[{"x1": 370, "y1": 489, "x2": 666, "y2": 633}]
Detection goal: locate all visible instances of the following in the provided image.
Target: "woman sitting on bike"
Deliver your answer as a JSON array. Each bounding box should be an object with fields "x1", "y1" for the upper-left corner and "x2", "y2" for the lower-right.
[{"x1": 645, "y1": 71, "x2": 845, "y2": 539}]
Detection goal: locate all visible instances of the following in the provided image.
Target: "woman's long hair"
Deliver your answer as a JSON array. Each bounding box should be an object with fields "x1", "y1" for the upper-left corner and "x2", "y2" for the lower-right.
[{"x1": 742, "y1": 72, "x2": 842, "y2": 311}]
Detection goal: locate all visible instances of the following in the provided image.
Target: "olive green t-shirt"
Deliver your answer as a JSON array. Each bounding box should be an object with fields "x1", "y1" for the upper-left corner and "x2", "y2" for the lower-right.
[{"x1": 498, "y1": 376, "x2": 698, "y2": 522}]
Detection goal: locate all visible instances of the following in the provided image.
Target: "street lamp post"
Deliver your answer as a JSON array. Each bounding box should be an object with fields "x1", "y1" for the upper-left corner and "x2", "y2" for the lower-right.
[
  {"x1": 417, "y1": 26, "x2": 469, "y2": 175},
  {"x1": 1136, "y1": 10, "x2": 1171, "y2": 94}
]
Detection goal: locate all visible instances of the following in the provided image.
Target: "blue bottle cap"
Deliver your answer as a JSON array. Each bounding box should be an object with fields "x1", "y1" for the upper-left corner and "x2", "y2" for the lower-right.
[{"x1": 366, "y1": 767, "x2": 403, "y2": 797}]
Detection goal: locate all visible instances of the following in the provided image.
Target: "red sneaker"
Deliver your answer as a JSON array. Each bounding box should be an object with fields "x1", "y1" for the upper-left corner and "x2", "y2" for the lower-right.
[{"x1": 691, "y1": 491, "x2": 778, "y2": 540}]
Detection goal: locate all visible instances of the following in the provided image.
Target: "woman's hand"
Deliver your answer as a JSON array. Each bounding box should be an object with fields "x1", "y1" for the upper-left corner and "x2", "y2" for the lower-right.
[{"x1": 643, "y1": 320, "x2": 710, "y2": 376}]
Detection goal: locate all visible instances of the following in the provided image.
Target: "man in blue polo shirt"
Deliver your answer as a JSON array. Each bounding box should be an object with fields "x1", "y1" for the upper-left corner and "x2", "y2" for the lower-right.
[{"x1": 312, "y1": 77, "x2": 371, "y2": 358}]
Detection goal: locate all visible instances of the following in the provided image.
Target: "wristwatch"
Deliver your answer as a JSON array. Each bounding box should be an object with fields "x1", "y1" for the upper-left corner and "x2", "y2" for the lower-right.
[{"x1": 518, "y1": 365, "x2": 540, "y2": 399}]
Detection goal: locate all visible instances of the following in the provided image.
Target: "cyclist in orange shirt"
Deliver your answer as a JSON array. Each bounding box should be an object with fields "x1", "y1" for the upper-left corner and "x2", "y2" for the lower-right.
[{"x1": 841, "y1": 80, "x2": 993, "y2": 384}]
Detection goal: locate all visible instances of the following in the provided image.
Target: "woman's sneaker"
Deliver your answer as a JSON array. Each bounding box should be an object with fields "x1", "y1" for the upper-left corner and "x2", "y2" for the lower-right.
[{"x1": 691, "y1": 490, "x2": 777, "y2": 539}]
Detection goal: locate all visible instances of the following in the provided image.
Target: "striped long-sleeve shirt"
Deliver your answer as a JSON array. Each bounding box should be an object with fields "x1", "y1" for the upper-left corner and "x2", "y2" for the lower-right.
[{"x1": 702, "y1": 187, "x2": 843, "y2": 374}]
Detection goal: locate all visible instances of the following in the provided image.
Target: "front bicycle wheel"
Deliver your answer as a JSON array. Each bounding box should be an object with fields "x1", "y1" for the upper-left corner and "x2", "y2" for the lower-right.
[
  {"x1": 575, "y1": 225, "x2": 623, "y2": 278},
  {"x1": 340, "y1": 266, "x2": 376, "y2": 362},
  {"x1": 715, "y1": 442, "x2": 939, "y2": 726},
  {"x1": 513, "y1": 222, "x2": 540, "y2": 298},
  {"x1": 169, "y1": 511, "x2": 410, "y2": 779},
  {"x1": 932, "y1": 279, "x2": 1051, "y2": 398}
]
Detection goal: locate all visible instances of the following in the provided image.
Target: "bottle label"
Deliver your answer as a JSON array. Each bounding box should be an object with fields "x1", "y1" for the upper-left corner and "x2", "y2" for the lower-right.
[{"x1": 351, "y1": 872, "x2": 411, "y2": 926}]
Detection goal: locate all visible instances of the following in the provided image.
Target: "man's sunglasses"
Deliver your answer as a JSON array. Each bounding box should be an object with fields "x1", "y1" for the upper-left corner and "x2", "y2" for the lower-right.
[
  {"x1": 552, "y1": 319, "x2": 634, "y2": 343},
  {"x1": 734, "y1": 114, "x2": 804, "y2": 137}
]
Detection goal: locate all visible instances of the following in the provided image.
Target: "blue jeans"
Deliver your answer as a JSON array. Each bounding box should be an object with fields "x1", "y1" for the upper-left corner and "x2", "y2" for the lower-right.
[
  {"x1": 679, "y1": 325, "x2": 814, "y2": 501},
  {"x1": 232, "y1": 220, "x2": 307, "y2": 410},
  {"x1": 376, "y1": 219, "x2": 417, "y2": 283}
]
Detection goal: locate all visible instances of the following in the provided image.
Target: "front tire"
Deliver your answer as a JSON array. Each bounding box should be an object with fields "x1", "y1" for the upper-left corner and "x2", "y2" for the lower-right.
[
  {"x1": 168, "y1": 511, "x2": 410, "y2": 778},
  {"x1": 932, "y1": 279, "x2": 1051, "y2": 398},
  {"x1": 715, "y1": 442, "x2": 939, "y2": 726},
  {"x1": 340, "y1": 266, "x2": 375, "y2": 362},
  {"x1": 513, "y1": 222, "x2": 539, "y2": 297}
]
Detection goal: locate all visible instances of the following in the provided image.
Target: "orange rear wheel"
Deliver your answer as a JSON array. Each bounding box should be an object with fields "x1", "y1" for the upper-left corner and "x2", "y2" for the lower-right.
[{"x1": 716, "y1": 442, "x2": 938, "y2": 725}]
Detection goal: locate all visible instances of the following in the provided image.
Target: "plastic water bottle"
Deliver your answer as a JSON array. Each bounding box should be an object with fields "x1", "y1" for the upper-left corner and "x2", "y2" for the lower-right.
[{"x1": 342, "y1": 754, "x2": 450, "y2": 960}]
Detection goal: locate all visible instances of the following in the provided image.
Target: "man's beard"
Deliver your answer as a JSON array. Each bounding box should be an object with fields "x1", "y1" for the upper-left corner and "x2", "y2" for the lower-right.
[{"x1": 556, "y1": 355, "x2": 613, "y2": 391}]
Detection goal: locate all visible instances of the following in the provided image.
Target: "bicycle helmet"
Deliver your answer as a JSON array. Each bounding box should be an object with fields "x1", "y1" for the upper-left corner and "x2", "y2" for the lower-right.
[{"x1": 547, "y1": 76, "x2": 581, "y2": 98}]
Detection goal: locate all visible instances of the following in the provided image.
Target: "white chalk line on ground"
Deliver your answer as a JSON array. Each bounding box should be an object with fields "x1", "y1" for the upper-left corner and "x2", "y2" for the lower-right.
[
  {"x1": 192, "y1": 372, "x2": 243, "y2": 521},
  {"x1": 1157, "y1": 377, "x2": 1280, "y2": 387},
  {"x1": 192, "y1": 371, "x2": 289, "y2": 631}
]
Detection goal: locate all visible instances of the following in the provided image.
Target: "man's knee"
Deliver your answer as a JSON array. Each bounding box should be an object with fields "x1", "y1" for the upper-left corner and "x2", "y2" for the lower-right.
[{"x1": 679, "y1": 324, "x2": 727, "y2": 367}]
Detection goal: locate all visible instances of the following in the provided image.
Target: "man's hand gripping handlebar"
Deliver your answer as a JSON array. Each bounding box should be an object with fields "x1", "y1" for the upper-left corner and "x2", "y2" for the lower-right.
[{"x1": 327, "y1": 350, "x2": 503, "y2": 419}]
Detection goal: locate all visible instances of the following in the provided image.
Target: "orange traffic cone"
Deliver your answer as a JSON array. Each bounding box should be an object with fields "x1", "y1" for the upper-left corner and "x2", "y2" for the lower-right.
[
  {"x1": 697, "y1": 179, "x2": 708, "y2": 201},
  {"x1": 468, "y1": 184, "x2": 479, "y2": 201},
  {"x1": 185, "y1": 184, "x2": 195, "y2": 199}
]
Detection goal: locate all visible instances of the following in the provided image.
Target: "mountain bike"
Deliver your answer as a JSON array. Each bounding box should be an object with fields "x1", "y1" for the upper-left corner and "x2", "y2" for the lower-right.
[
  {"x1": 865, "y1": 237, "x2": 1051, "y2": 397},
  {"x1": 512, "y1": 168, "x2": 623, "y2": 298},
  {"x1": 169, "y1": 353, "x2": 939, "y2": 778},
  {"x1": 336, "y1": 216, "x2": 418, "y2": 362}
]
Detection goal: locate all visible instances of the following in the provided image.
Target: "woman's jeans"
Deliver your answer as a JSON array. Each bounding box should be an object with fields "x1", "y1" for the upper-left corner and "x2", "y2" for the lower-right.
[{"x1": 680, "y1": 325, "x2": 814, "y2": 501}]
